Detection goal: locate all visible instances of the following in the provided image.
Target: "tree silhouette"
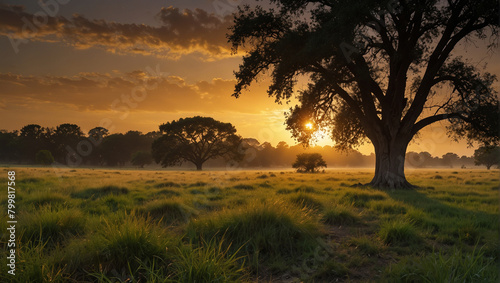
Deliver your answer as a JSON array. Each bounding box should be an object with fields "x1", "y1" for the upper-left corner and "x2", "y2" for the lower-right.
[
  {"x1": 87, "y1": 127, "x2": 109, "y2": 165},
  {"x1": 35, "y1": 150, "x2": 54, "y2": 165},
  {"x1": 474, "y1": 145, "x2": 500, "y2": 169},
  {"x1": 131, "y1": 151, "x2": 153, "y2": 168},
  {"x1": 88, "y1": 127, "x2": 109, "y2": 144},
  {"x1": 0, "y1": 130, "x2": 19, "y2": 162},
  {"x1": 19, "y1": 124, "x2": 48, "y2": 162},
  {"x1": 229, "y1": 0, "x2": 499, "y2": 188},
  {"x1": 100, "y1": 134, "x2": 129, "y2": 166},
  {"x1": 442, "y1": 152, "x2": 459, "y2": 168},
  {"x1": 53, "y1": 123, "x2": 84, "y2": 163},
  {"x1": 152, "y1": 116, "x2": 242, "y2": 170},
  {"x1": 292, "y1": 153, "x2": 327, "y2": 173}
]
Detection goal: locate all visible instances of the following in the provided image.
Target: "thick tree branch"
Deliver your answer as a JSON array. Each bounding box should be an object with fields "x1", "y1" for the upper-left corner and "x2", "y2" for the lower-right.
[{"x1": 411, "y1": 112, "x2": 465, "y2": 137}]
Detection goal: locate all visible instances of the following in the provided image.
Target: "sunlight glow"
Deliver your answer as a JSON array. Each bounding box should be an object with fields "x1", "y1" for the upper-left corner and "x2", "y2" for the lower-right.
[{"x1": 305, "y1": 122, "x2": 313, "y2": 130}]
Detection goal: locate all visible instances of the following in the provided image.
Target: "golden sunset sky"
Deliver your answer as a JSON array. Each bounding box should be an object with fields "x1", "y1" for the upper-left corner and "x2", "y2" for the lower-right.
[{"x1": 0, "y1": 0, "x2": 498, "y2": 157}]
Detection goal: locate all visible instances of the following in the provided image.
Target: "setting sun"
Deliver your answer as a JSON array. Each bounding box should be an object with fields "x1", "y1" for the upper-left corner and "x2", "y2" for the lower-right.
[{"x1": 305, "y1": 122, "x2": 313, "y2": 130}]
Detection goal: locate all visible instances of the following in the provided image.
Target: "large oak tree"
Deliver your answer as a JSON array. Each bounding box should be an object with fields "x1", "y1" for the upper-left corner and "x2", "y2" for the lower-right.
[
  {"x1": 229, "y1": 0, "x2": 499, "y2": 188},
  {"x1": 152, "y1": 116, "x2": 242, "y2": 170}
]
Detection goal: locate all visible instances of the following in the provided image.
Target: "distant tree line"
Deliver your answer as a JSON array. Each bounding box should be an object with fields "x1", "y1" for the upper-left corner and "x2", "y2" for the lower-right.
[
  {"x1": 0, "y1": 123, "x2": 490, "y2": 169},
  {"x1": 0, "y1": 124, "x2": 159, "y2": 167},
  {"x1": 235, "y1": 139, "x2": 477, "y2": 169}
]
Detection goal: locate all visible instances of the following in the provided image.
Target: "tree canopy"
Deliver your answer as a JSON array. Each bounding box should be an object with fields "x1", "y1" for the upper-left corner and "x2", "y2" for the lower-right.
[
  {"x1": 229, "y1": 0, "x2": 499, "y2": 188},
  {"x1": 131, "y1": 151, "x2": 153, "y2": 168},
  {"x1": 474, "y1": 145, "x2": 500, "y2": 169},
  {"x1": 292, "y1": 153, "x2": 327, "y2": 173},
  {"x1": 152, "y1": 116, "x2": 242, "y2": 170}
]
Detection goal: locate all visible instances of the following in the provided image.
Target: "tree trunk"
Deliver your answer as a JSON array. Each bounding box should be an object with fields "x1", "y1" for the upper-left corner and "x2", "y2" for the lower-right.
[
  {"x1": 195, "y1": 163, "x2": 203, "y2": 171},
  {"x1": 369, "y1": 137, "x2": 415, "y2": 190}
]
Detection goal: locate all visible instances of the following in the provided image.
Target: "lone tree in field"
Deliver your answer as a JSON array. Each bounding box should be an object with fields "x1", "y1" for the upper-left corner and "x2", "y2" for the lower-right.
[
  {"x1": 292, "y1": 153, "x2": 327, "y2": 173},
  {"x1": 131, "y1": 151, "x2": 153, "y2": 168},
  {"x1": 474, "y1": 145, "x2": 500, "y2": 169},
  {"x1": 35, "y1": 150, "x2": 54, "y2": 165},
  {"x1": 229, "y1": 0, "x2": 499, "y2": 188},
  {"x1": 152, "y1": 116, "x2": 242, "y2": 170}
]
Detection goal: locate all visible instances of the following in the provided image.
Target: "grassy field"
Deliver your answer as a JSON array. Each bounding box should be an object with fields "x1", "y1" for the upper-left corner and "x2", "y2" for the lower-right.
[{"x1": 0, "y1": 167, "x2": 498, "y2": 282}]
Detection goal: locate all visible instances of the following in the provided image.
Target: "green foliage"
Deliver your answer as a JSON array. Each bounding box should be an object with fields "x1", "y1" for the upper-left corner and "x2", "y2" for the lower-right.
[
  {"x1": 154, "y1": 189, "x2": 181, "y2": 197},
  {"x1": 292, "y1": 153, "x2": 327, "y2": 173},
  {"x1": 232, "y1": 184, "x2": 255, "y2": 190},
  {"x1": 24, "y1": 191, "x2": 67, "y2": 208},
  {"x1": 35, "y1": 150, "x2": 54, "y2": 165},
  {"x1": 339, "y1": 191, "x2": 385, "y2": 207},
  {"x1": 20, "y1": 207, "x2": 86, "y2": 246},
  {"x1": 64, "y1": 214, "x2": 173, "y2": 275},
  {"x1": 348, "y1": 236, "x2": 381, "y2": 256},
  {"x1": 0, "y1": 240, "x2": 69, "y2": 282},
  {"x1": 140, "y1": 199, "x2": 195, "y2": 224},
  {"x1": 186, "y1": 201, "x2": 322, "y2": 269},
  {"x1": 290, "y1": 192, "x2": 323, "y2": 210},
  {"x1": 172, "y1": 237, "x2": 247, "y2": 282},
  {"x1": 379, "y1": 219, "x2": 420, "y2": 246},
  {"x1": 385, "y1": 246, "x2": 498, "y2": 282},
  {"x1": 311, "y1": 259, "x2": 350, "y2": 281},
  {"x1": 71, "y1": 185, "x2": 129, "y2": 199},
  {"x1": 370, "y1": 200, "x2": 407, "y2": 214},
  {"x1": 154, "y1": 181, "x2": 182, "y2": 188},
  {"x1": 294, "y1": 185, "x2": 317, "y2": 193},
  {"x1": 322, "y1": 205, "x2": 359, "y2": 225}
]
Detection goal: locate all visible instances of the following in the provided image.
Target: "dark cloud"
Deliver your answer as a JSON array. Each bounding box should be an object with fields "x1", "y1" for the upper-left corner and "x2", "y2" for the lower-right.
[{"x1": 0, "y1": 4, "x2": 236, "y2": 59}]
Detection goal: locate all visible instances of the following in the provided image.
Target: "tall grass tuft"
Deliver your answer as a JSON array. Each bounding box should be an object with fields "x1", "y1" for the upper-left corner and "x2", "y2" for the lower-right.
[
  {"x1": 88, "y1": 256, "x2": 171, "y2": 283},
  {"x1": 385, "y1": 245, "x2": 498, "y2": 282},
  {"x1": 370, "y1": 200, "x2": 407, "y2": 214},
  {"x1": 71, "y1": 185, "x2": 129, "y2": 199},
  {"x1": 348, "y1": 236, "x2": 381, "y2": 256},
  {"x1": 379, "y1": 219, "x2": 420, "y2": 246},
  {"x1": 62, "y1": 213, "x2": 175, "y2": 277},
  {"x1": 232, "y1": 184, "x2": 255, "y2": 190},
  {"x1": 172, "y1": 236, "x2": 247, "y2": 282},
  {"x1": 140, "y1": 199, "x2": 195, "y2": 224},
  {"x1": 322, "y1": 205, "x2": 359, "y2": 226},
  {"x1": 340, "y1": 192, "x2": 385, "y2": 207},
  {"x1": 154, "y1": 181, "x2": 182, "y2": 188},
  {"x1": 155, "y1": 189, "x2": 181, "y2": 197},
  {"x1": 0, "y1": 239, "x2": 69, "y2": 282},
  {"x1": 24, "y1": 191, "x2": 68, "y2": 208},
  {"x1": 294, "y1": 185, "x2": 316, "y2": 193},
  {"x1": 20, "y1": 207, "x2": 86, "y2": 246},
  {"x1": 290, "y1": 192, "x2": 323, "y2": 210},
  {"x1": 186, "y1": 200, "x2": 322, "y2": 269}
]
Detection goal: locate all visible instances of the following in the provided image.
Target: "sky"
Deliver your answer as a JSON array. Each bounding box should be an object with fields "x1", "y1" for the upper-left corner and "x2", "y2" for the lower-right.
[{"x1": 0, "y1": 0, "x2": 498, "y2": 157}]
